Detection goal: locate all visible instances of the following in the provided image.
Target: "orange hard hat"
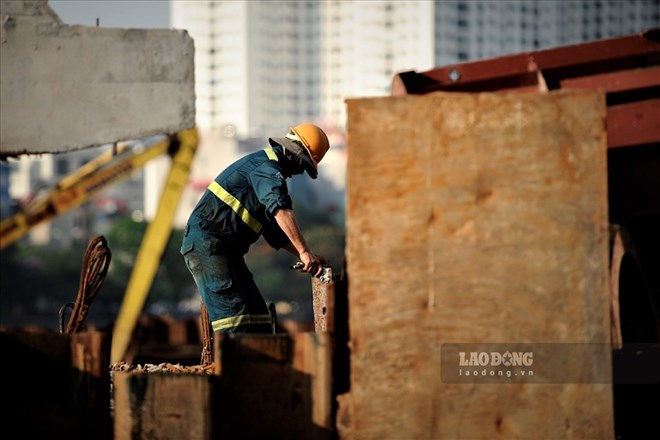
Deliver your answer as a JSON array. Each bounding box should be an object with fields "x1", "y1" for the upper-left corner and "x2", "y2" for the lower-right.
[{"x1": 269, "y1": 123, "x2": 330, "y2": 179}]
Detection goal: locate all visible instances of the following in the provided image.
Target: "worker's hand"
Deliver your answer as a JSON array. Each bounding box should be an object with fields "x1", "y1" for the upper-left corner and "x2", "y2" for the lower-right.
[{"x1": 300, "y1": 250, "x2": 325, "y2": 278}]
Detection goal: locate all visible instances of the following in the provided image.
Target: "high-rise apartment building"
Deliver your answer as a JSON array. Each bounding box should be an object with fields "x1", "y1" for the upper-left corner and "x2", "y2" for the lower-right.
[
  {"x1": 320, "y1": 1, "x2": 435, "y2": 131},
  {"x1": 5, "y1": 0, "x2": 657, "y2": 242},
  {"x1": 170, "y1": 1, "x2": 322, "y2": 138},
  {"x1": 171, "y1": 0, "x2": 658, "y2": 136},
  {"x1": 434, "y1": 0, "x2": 658, "y2": 67}
]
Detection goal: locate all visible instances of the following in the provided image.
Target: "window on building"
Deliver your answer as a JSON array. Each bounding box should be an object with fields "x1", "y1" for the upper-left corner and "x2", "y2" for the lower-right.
[{"x1": 55, "y1": 158, "x2": 69, "y2": 175}]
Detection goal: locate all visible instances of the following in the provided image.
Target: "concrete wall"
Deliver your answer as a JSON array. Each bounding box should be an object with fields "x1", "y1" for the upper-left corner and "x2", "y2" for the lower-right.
[{"x1": 0, "y1": 0, "x2": 195, "y2": 155}]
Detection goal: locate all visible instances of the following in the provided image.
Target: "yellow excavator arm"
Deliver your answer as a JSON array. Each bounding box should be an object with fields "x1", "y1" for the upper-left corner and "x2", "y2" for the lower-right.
[
  {"x1": 111, "y1": 128, "x2": 198, "y2": 363},
  {"x1": 0, "y1": 130, "x2": 195, "y2": 249},
  {"x1": 1, "y1": 128, "x2": 200, "y2": 365}
]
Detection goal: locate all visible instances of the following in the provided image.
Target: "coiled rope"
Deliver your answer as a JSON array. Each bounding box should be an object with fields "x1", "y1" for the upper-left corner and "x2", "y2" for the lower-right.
[{"x1": 59, "y1": 236, "x2": 112, "y2": 334}]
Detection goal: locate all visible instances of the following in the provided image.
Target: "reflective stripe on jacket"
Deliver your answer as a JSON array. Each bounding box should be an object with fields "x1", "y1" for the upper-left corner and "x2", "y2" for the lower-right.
[{"x1": 184, "y1": 146, "x2": 292, "y2": 254}]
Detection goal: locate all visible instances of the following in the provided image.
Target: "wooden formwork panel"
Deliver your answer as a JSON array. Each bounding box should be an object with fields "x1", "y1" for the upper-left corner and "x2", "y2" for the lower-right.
[
  {"x1": 0, "y1": 328, "x2": 111, "y2": 440},
  {"x1": 344, "y1": 90, "x2": 613, "y2": 439},
  {"x1": 112, "y1": 333, "x2": 333, "y2": 440},
  {"x1": 215, "y1": 333, "x2": 334, "y2": 439},
  {"x1": 113, "y1": 371, "x2": 217, "y2": 440}
]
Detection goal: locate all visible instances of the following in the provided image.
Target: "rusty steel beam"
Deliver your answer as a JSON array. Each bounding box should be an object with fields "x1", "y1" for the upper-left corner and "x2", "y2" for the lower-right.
[
  {"x1": 312, "y1": 270, "x2": 335, "y2": 333},
  {"x1": 607, "y1": 99, "x2": 660, "y2": 148},
  {"x1": 560, "y1": 66, "x2": 660, "y2": 93},
  {"x1": 392, "y1": 28, "x2": 660, "y2": 151},
  {"x1": 393, "y1": 27, "x2": 660, "y2": 96}
]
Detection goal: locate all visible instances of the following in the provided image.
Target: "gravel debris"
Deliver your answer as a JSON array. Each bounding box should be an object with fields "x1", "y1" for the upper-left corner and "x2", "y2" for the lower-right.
[{"x1": 110, "y1": 361, "x2": 215, "y2": 375}]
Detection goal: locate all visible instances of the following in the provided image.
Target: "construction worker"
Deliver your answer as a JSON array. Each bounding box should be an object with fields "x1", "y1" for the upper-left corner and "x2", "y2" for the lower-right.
[{"x1": 180, "y1": 123, "x2": 330, "y2": 334}]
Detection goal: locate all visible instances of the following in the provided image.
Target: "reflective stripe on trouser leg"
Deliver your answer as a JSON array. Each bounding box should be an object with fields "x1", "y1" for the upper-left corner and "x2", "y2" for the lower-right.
[
  {"x1": 212, "y1": 314, "x2": 272, "y2": 332},
  {"x1": 183, "y1": 241, "x2": 271, "y2": 334},
  {"x1": 218, "y1": 253, "x2": 272, "y2": 334}
]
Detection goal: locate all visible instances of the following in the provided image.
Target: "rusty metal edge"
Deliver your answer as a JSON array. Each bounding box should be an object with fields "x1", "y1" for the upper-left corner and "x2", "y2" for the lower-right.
[{"x1": 393, "y1": 27, "x2": 660, "y2": 95}]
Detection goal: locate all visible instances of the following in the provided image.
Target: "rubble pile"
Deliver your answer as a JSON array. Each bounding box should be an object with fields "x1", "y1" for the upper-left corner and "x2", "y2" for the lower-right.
[{"x1": 110, "y1": 361, "x2": 214, "y2": 375}]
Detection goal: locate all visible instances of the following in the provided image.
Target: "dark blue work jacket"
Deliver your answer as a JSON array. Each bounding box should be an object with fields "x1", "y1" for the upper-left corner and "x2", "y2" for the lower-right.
[{"x1": 183, "y1": 145, "x2": 292, "y2": 256}]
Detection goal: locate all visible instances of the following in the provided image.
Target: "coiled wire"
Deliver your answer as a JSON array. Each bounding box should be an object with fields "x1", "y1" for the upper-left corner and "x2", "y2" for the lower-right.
[{"x1": 59, "y1": 236, "x2": 112, "y2": 334}]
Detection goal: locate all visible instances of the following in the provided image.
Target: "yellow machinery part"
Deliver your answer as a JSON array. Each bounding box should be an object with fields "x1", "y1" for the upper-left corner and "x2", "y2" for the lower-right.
[
  {"x1": 0, "y1": 138, "x2": 171, "y2": 249},
  {"x1": 110, "y1": 128, "x2": 199, "y2": 364}
]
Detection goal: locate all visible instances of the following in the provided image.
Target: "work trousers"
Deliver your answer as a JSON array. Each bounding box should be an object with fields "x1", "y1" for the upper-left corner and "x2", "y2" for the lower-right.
[{"x1": 181, "y1": 230, "x2": 272, "y2": 334}]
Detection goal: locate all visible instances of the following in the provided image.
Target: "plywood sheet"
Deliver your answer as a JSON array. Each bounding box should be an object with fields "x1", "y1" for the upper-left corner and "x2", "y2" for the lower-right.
[{"x1": 345, "y1": 90, "x2": 612, "y2": 439}]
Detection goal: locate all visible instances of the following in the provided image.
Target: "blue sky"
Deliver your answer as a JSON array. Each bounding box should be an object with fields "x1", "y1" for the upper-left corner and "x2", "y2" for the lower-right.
[{"x1": 49, "y1": 0, "x2": 170, "y2": 29}]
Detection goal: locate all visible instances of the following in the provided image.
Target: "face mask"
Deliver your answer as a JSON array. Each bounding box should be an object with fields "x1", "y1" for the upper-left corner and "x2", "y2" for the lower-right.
[
  {"x1": 289, "y1": 157, "x2": 305, "y2": 176},
  {"x1": 282, "y1": 150, "x2": 305, "y2": 177}
]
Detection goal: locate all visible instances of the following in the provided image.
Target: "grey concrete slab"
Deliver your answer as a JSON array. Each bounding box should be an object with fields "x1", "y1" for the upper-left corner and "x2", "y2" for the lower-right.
[{"x1": 1, "y1": 0, "x2": 195, "y2": 155}]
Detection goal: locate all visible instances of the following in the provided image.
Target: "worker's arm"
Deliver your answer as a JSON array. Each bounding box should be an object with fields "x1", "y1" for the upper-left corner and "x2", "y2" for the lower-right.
[{"x1": 274, "y1": 208, "x2": 325, "y2": 277}]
